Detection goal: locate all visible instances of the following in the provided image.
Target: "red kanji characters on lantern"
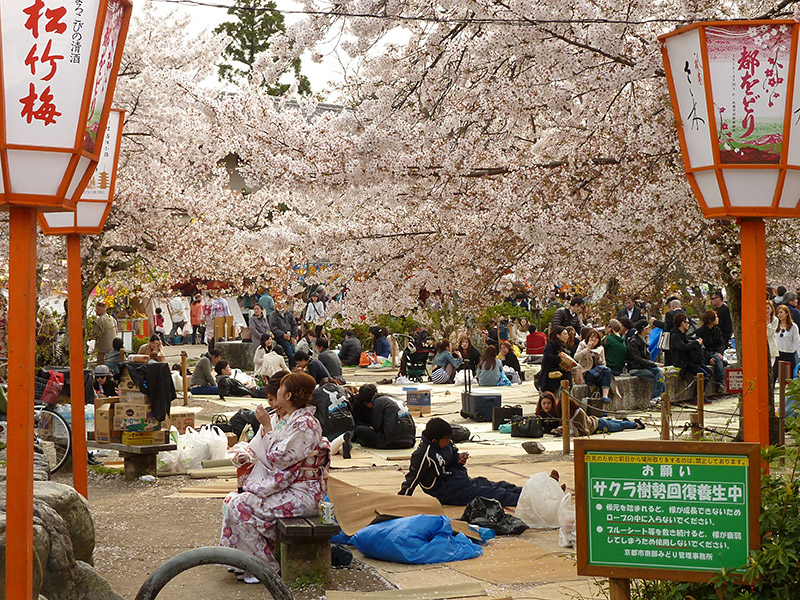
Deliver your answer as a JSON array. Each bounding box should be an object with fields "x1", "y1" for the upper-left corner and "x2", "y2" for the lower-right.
[
  {"x1": 24, "y1": 40, "x2": 64, "y2": 81},
  {"x1": 19, "y1": 83, "x2": 62, "y2": 126},
  {"x1": 23, "y1": 1, "x2": 67, "y2": 39}
]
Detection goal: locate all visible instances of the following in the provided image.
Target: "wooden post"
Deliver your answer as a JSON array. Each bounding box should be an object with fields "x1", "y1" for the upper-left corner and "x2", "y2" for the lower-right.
[
  {"x1": 696, "y1": 372, "x2": 704, "y2": 433},
  {"x1": 181, "y1": 350, "x2": 189, "y2": 406},
  {"x1": 660, "y1": 393, "x2": 671, "y2": 441},
  {"x1": 6, "y1": 207, "x2": 37, "y2": 600},
  {"x1": 560, "y1": 380, "x2": 571, "y2": 456},
  {"x1": 739, "y1": 218, "x2": 770, "y2": 446},
  {"x1": 66, "y1": 234, "x2": 88, "y2": 499},
  {"x1": 690, "y1": 413, "x2": 701, "y2": 440},
  {"x1": 609, "y1": 577, "x2": 631, "y2": 600},
  {"x1": 778, "y1": 360, "x2": 789, "y2": 448}
]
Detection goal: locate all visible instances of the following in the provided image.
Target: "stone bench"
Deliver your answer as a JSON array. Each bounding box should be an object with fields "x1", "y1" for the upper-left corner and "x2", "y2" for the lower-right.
[
  {"x1": 276, "y1": 516, "x2": 340, "y2": 585},
  {"x1": 571, "y1": 370, "x2": 725, "y2": 412},
  {"x1": 217, "y1": 340, "x2": 254, "y2": 371}
]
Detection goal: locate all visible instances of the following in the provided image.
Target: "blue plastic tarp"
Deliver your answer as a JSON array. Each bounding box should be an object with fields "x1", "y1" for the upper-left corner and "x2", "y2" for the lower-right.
[{"x1": 348, "y1": 514, "x2": 483, "y2": 564}]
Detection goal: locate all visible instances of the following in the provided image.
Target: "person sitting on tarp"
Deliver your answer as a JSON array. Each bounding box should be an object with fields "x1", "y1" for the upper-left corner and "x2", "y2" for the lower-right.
[
  {"x1": 398, "y1": 418, "x2": 522, "y2": 506},
  {"x1": 215, "y1": 360, "x2": 266, "y2": 398},
  {"x1": 352, "y1": 383, "x2": 415, "y2": 449}
]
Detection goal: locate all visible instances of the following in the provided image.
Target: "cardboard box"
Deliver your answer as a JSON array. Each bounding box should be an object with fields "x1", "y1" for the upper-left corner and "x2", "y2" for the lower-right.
[
  {"x1": 114, "y1": 417, "x2": 162, "y2": 432},
  {"x1": 94, "y1": 395, "x2": 120, "y2": 413},
  {"x1": 114, "y1": 402, "x2": 153, "y2": 420},
  {"x1": 122, "y1": 431, "x2": 155, "y2": 446},
  {"x1": 152, "y1": 430, "x2": 169, "y2": 444},
  {"x1": 119, "y1": 390, "x2": 149, "y2": 404},
  {"x1": 165, "y1": 409, "x2": 195, "y2": 434},
  {"x1": 406, "y1": 389, "x2": 432, "y2": 414},
  {"x1": 95, "y1": 406, "x2": 122, "y2": 443},
  {"x1": 226, "y1": 432, "x2": 238, "y2": 447}
]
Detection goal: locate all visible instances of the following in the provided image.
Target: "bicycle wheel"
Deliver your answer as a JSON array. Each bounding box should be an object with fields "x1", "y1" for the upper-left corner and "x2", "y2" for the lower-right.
[{"x1": 34, "y1": 406, "x2": 72, "y2": 474}]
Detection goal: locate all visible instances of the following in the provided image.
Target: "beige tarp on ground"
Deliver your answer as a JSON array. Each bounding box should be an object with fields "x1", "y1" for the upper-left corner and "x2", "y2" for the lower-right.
[{"x1": 328, "y1": 476, "x2": 482, "y2": 541}]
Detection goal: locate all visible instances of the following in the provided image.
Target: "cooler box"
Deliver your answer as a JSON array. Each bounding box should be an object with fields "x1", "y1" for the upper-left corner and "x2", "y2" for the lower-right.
[
  {"x1": 405, "y1": 386, "x2": 432, "y2": 414},
  {"x1": 460, "y1": 390, "x2": 501, "y2": 422}
]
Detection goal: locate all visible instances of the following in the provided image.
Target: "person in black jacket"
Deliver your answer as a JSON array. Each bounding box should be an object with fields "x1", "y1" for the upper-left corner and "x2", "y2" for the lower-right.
[
  {"x1": 535, "y1": 392, "x2": 562, "y2": 435},
  {"x1": 457, "y1": 336, "x2": 482, "y2": 372},
  {"x1": 669, "y1": 314, "x2": 711, "y2": 403},
  {"x1": 294, "y1": 351, "x2": 331, "y2": 384},
  {"x1": 352, "y1": 384, "x2": 415, "y2": 449},
  {"x1": 538, "y1": 326, "x2": 574, "y2": 394},
  {"x1": 338, "y1": 330, "x2": 362, "y2": 366},
  {"x1": 499, "y1": 341, "x2": 522, "y2": 381},
  {"x1": 626, "y1": 320, "x2": 665, "y2": 403},
  {"x1": 616, "y1": 298, "x2": 642, "y2": 322},
  {"x1": 551, "y1": 296, "x2": 584, "y2": 330},
  {"x1": 215, "y1": 360, "x2": 266, "y2": 398},
  {"x1": 710, "y1": 291, "x2": 733, "y2": 350},
  {"x1": 695, "y1": 310, "x2": 726, "y2": 385},
  {"x1": 398, "y1": 418, "x2": 522, "y2": 505},
  {"x1": 268, "y1": 299, "x2": 299, "y2": 368}
]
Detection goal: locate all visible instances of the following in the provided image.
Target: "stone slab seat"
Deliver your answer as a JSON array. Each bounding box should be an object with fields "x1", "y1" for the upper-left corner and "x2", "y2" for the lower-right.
[
  {"x1": 276, "y1": 516, "x2": 340, "y2": 585},
  {"x1": 571, "y1": 374, "x2": 653, "y2": 412},
  {"x1": 217, "y1": 340, "x2": 254, "y2": 371}
]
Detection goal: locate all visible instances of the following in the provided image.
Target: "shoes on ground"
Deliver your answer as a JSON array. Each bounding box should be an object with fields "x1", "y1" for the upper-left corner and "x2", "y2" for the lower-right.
[
  {"x1": 87, "y1": 453, "x2": 101, "y2": 466},
  {"x1": 634, "y1": 419, "x2": 646, "y2": 430}
]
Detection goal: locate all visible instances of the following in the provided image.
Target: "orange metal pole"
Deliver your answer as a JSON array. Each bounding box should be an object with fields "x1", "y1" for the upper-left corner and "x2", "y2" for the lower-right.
[
  {"x1": 67, "y1": 234, "x2": 88, "y2": 498},
  {"x1": 739, "y1": 218, "x2": 770, "y2": 446},
  {"x1": 6, "y1": 207, "x2": 37, "y2": 600}
]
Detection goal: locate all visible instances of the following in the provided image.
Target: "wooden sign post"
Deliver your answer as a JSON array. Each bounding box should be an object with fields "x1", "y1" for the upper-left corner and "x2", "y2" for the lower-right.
[{"x1": 575, "y1": 440, "x2": 761, "y2": 598}]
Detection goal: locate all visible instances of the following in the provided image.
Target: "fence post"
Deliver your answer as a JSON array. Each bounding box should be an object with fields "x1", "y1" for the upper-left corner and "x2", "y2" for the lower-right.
[
  {"x1": 660, "y1": 393, "x2": 671, "y2": 441},
  {"x1": 609, "y1": 577, "x2": 631, "y2": 600},
  {"x1": 696, "y1": 372, "x2": 705, "y2": 433},
  {"x1": 181, "y1": 351, "x2": 189, "y2": 407},
  {"x1": 778, "y1": 360, "x2": 789, "y2": 449},
  {"x1": 560, "y1": 380, "x2": 571, "y2": 456}
]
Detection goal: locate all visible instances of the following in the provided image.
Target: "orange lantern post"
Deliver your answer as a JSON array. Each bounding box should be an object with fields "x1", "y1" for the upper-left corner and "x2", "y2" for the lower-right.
[
  {"x1": 0, "y1": 2, "x2": 131, "y2": 598},
  {"x1": 659, "y1": 20, "x2": 800, "y2": 447},
  {"x1": 40, "y1": 108, "x2": 125, "y2": 500}
]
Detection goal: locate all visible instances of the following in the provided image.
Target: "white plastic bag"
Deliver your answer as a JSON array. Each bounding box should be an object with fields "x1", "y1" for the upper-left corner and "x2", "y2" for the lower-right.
[
  {"x1": 453, "y1": 370, "x2": 466, "y2": 386},
  {"x1": 156, "y1": 427, "x2": 185, "y2": 474},
  {"x1": 177, "y1": 426, "x2": 208, "y2": 471},
  {"x1": 503, "y1": 366, "x2": 521, "y2": 384},
  {"x1": 199, "y1": 425, "x2": 228, "y2": 461},
  {"x1": 232, "y1": 368, "x2": 256, "y2": 388},
  {"x1": 515, "y1": 471, "x2": 568, "y2": 529},
  {"x1": 557, "y1": 493, "x2": 576, "y2": 548}
]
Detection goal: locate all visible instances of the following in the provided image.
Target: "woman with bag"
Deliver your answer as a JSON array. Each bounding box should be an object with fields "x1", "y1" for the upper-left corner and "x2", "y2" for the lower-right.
[
  {"x1": 537, "y1": 326, "x2": 575, "y2": 394},
  {"x1": 431, "y1": 339, "x2": 463, "y2": 384},
  {"x1": 574, "y1": 329, "x2": 613, "y2": 403},
  {"x1": 220, "y1": 372, "x2": 330, "y2": 580}
]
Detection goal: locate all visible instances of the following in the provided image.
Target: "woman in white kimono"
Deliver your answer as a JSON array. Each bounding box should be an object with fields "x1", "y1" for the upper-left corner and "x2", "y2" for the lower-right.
[{"x1": 220, "y1": 372, "x2": 330, "y2": 580}]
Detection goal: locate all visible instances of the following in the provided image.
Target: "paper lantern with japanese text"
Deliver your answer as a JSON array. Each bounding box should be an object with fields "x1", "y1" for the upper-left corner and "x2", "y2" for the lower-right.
[
  {"x1": 0, "y1": 0, "x2": 132, "y2": 211},
  {"x1": 39, "y1": 108, "x2": 123, "y2": 233},
  {"x1": 660, "y1": 20, "x2": 800, "y2": 218}
]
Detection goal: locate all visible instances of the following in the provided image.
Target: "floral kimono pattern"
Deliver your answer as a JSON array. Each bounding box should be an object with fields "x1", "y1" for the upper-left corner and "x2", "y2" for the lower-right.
[{"x1": 219, "y1": 405, "x2": 330, "y2": 571}]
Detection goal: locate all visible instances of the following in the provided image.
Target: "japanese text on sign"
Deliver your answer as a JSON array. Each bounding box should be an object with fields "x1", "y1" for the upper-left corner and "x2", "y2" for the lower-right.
[
  {"x1": 584, "y1": 451, "x2": 751, "y2": 575},
  {"x1": 20, "y1": 0, "x2": 69, "y2": 125}
]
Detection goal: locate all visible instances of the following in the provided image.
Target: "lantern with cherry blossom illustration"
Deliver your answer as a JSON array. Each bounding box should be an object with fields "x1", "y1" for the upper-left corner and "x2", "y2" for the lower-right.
[
  {"x1": 660, "y1": 20, "x2": 800, "y2": 447},
  {"x1": 0, "y1": 0, "x2": 132, "y2": 210}
]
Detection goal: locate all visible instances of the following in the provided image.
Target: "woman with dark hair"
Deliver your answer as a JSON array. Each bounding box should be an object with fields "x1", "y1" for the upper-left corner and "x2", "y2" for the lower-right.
[
  {"x1": 499, "y1": 341, "x2": 522, "y2": 382},
  {"x1": 535, "y1": 392, "x2": 562, "y2": 434},
  {"x1": 774, "y1": 304, "x2": 800, "y2": 382},
  {"x1": 457, "y1": 335, "x2": 481, "y2": 371},
  {"x1": 476, "y1": 345, "x2": 503, "y2": 386},
  {"x1": 574, "y1": 328, "x2": 613, "y2": 403},
  {"x1": 564, "y1": 326, "x2": 579, "y2": 357},
  {"x1": 370, "y1": 326, "x2": 391, "y2": 359},
  {"x1": 431, "y1": 339, "x2": 462, "y2": 384},
  {"x1": 220, "y1": 372, "x2": 330, "y2": 580},
  {"x1": 538, "y1": 326, "x2": 575, "y2": 394},
  {"x1": 695, "y1": 310, "x2": 726, "y2": 385}
]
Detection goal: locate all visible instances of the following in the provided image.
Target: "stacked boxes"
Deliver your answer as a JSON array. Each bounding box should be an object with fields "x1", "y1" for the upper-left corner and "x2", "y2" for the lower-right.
[
  {"x1": 405, "y1": 386, "x2": 432, "y2": 414},
  {"x1": 116, "y1": 368, "x2": 161, "y2": 441}
]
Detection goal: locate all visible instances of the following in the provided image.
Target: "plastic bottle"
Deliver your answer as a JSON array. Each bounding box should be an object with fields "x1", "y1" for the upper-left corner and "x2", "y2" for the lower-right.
[
  {"x1": 138, "y1": 475, "x2": 156, "y2": 483},
  {"x1": 85, "y1": 404, "x2": 95, "y2": 433},
  {"x1": 56, "y1": 404, "x2": 71, "y2": 425}
]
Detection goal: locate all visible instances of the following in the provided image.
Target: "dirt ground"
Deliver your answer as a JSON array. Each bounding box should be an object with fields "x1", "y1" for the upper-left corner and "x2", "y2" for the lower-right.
[{"x1": 55, "y1": 469, "x2": 394, "y2": 600}]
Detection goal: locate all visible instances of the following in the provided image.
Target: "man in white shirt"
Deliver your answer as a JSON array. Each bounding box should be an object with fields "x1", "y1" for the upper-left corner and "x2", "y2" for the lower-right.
[{"x1": 168, "y1": 297, "x2": 187, "y2": 341}]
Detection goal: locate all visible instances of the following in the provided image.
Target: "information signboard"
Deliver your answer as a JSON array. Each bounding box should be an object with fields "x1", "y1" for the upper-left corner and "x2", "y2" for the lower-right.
[
  {"x1": 726, "y1": 368, "x2": 744, "y2": 394},
  {"x1": 575, "y1": 440, "x2": 760, "y2": 583}
]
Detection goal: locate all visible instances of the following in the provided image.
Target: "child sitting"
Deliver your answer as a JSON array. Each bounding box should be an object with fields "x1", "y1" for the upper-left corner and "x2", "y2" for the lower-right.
[{"x1": 398, "y1": 418, "x2": 523, "y2": 506}]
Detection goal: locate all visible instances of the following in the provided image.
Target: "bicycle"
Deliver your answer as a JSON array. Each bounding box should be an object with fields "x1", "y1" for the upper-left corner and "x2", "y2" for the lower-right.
[{"x1": 0, "y1": 361, "x2": 73, "y2": 475}]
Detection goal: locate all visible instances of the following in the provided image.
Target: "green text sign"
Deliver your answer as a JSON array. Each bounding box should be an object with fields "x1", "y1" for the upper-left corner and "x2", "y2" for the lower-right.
[{"x1": 576, "y1": 440, "x2": 760, "y2": 583}]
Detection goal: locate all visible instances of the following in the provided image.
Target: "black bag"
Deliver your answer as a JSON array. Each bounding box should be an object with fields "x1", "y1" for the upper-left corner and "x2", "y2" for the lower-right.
[
  {"x1": 211, "y1": 413, "x2": 233, "y2": 433},
  {"x1": 510, "y1": 415, "x2": 543, "y2": 438},
  {"x1": 229, "y1": 408, "x2": 260, "y2": 437},
  {"x1": 492, "y1": 405, "x2": 522, "y2": 430},
  {"x1": 450, "y1": 423, "x2": 471, "y2": 443},
  {"x1": 460, "y1": 496, "x2": 528, "y2": 535}
]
